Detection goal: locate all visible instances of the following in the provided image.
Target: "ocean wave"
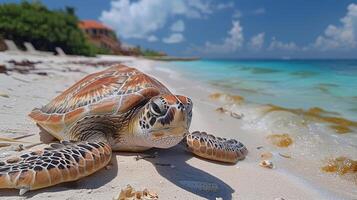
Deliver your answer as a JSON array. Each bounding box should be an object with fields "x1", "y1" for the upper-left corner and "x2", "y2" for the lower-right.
[{"x1": 209, "y1": 91, "x2": 357, "y2": 190}]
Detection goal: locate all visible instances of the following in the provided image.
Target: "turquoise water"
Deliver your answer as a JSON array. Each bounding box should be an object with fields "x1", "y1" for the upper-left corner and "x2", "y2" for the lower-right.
[
  {"x1": 163, "y1": 59, "x2": 357, "y2": 121},
  {"x1": 159, "y1": 59, "x2": 357, "y2": 197}
]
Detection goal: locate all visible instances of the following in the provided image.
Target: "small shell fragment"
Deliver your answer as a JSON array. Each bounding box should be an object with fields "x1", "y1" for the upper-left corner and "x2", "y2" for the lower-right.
[
  {"x1": 259, "y1": 160, "x2": 274, "y2": 169},
  {"x1": 230, "y1": 112, "x2": 243, "y2": 119},
  {"x1": 114, "y1": 185, "x2": 158, "y2": 200},
  {"x1": 278, "y1": 153, "x2": 291, "y2": 159},
  {"x1": 0, "y1": 93, "x2": 9, "y2": 98}
]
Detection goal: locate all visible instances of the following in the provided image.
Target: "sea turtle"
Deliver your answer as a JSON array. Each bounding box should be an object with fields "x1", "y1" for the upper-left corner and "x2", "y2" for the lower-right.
[{"x1": 0, "y1": 64, "x2": 248, "y2": 195}]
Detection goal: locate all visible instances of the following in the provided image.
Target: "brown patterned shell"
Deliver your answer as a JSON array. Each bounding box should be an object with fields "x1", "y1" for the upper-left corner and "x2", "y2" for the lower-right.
[{"x1": 29, "y1": 64, "x2": 171, "y2": 138}]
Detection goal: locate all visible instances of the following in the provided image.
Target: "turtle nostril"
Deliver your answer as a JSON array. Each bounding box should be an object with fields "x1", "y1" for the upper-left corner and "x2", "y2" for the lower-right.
[
  {"x1": 175, "y1": 95, "x2": 193, "y2": 112},
  {"x1": 186, "y1": 105, "x2": 191, "y2": 111},
  {"x1": 185, "y1": 104, "x2": 193, "y2": 115}
]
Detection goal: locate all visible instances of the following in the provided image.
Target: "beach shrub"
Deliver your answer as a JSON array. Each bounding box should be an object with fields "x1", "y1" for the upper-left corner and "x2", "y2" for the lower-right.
[
  {"x1": 134, "y1": 46, "x2": 165, "y2": 57},
  {"x1": 0, "y1": 1, "x2": 95, "y2": 56},
  {"x1": 141, "y1": 49, "x2": 164, "y2": 57}
]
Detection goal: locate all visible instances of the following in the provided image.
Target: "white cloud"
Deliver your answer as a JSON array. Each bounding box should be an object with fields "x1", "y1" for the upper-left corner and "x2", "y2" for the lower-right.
[
  {"x1": 233, "y1": 7, "x2": 265, "y2": 19},
  {"x1": 313, "y1": 3, "x2": 357, "y2": 50},
  {"x1": 170, "y1": 20, "x2": 185, "y2": 32},
  {"x1": 163, "y1": 33, "x2": 185, "y2": 44},
  {"x1": 147, "y1": 35, "x2": 158, "y2": 42},
  {"x1": 100, "y1": 0, "x2": 214, "y2": 39},
  {"x1": 216, "y1": 2, "x2": 234, "y2": 10},
  {"x1": 186, "y1": 0, "x2": 212, "y2": 15},
  {"x1": 252, "y1": 8, "x2": 265, "y2": 15},
  {"x1": 248, "y1": 33, "x2": 265, "y2": 50},
  {"x1": 202, "y1": 20, "x2": 244, "y2": 53},
  {"x1": 268, "y1": 37, "x2": 299, "y2": 51}
]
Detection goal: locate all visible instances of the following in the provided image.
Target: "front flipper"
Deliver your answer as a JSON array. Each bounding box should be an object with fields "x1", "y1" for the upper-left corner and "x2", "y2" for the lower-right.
[
  {"x1": 185, "y1": 131, "x2": 248, "y2": 164},
  {"x1": 0, "y1": 140, "x2": 111, "y2": 195}
]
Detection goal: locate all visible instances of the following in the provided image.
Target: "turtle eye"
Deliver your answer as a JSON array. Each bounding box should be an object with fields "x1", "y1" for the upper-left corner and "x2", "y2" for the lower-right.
[{"x1": 150, "y1": 101, "x2": 165, "y2": 116}]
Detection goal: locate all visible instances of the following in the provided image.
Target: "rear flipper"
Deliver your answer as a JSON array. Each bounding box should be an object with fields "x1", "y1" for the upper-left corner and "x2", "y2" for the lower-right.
[
  {"x1": 185, "y1": 131, "x2": 248, "y2": 164},
  {"x1": 0, "y1": 140, "x2": 111, "y2": 195}
]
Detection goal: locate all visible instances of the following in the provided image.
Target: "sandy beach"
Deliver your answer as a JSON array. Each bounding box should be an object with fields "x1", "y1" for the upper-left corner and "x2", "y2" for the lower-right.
[{"x1": 0, "y1": 52, "x2": 355, "y2": 200}]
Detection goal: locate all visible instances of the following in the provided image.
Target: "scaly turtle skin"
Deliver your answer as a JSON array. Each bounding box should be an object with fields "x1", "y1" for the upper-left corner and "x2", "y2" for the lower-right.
[{"x1": 0, "y1": 64, "x2": 248, "y2": 195}]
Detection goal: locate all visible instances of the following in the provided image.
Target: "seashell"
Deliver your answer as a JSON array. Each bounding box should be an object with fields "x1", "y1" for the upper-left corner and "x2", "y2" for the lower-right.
[
  {"x1": 0, "y1": 93, "x2": 9, "y2": 98},
  {"x1": 230, "y1": 112, "x2": 243, "y2": 119},
  {"x1": 114, "y1": 185, "x2": 158, "y2": 200},
  {"x1": 278, "y1": 153, "x2": 291, "y2": 159},
  {"x1": 259, "y1": 160, "x2": 274, "y2": 169},
  {"x1": 179, "y1": 180, "x2": 219, "y2": 192}
]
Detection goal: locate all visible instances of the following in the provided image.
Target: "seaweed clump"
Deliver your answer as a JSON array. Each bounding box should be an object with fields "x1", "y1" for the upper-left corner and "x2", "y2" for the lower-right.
[
  {"x1": 267, "y1": 134, "x2": 293, "y2": 147},
  {"x1": 263, "y1": 105, "x2": 357, "y2": 134},
  {"x1": 322, "y1": 157, "x2": 357, "y2": 175},
  {"x1": 209, "y1": 92, "x2": 245, "y2": 104}
]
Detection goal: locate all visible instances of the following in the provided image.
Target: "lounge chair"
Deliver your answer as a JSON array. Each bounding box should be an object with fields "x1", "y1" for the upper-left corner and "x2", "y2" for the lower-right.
[
  {"x1": 4, "y1": 39, "x2": 23, "y2": 54},
  {"x1": 55, "y1": 47, "x2": 66, "y2": 56},
  {"x1": 24, "y1": 42, "x2": 53, "y2": 56}
]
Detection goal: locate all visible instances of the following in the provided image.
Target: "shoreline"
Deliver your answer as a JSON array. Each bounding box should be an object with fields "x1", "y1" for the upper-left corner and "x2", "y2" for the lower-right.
[
  {"x1": 0, "y1": 53, "x2": 355, "y2": 199},
  {"x1": 143, "y1": 56, "x2": 200, "y2": 61}
]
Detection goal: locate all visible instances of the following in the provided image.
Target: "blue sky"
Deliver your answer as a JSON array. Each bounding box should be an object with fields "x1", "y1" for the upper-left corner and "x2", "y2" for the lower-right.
[{"x1": 2, "y1": 0, "x2": 357, "y2": 58}]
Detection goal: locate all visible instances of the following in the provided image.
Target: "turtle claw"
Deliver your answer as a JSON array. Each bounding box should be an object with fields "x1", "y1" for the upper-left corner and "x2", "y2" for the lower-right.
[
  {"x1": 186, "y1": 131, "x2": 248, "y2": 163},
  {"x1": 19, "y1": 187, "x2": 29, "y2": 195}
]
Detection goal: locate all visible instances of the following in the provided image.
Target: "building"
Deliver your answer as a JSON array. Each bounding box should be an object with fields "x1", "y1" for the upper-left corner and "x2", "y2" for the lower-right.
[{"x1": 78, "y1": 20, "x2": 121, "y2": 54}]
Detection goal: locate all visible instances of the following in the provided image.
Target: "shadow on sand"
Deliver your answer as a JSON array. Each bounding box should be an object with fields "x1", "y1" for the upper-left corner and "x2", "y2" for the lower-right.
[{"x1": 142, "y1": 144, "x2": 235, "y2": 200}]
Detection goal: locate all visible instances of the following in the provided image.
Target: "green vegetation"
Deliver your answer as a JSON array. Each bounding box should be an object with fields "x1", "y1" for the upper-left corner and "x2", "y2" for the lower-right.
[
  {"x1": 135, "y1": 46, "x2": 198, "y2": 61},
  {"x1": 141, "y1": 49, "x2": 164, "y2": 57},
  {"x1": 0, "y1": 1, "x2": 167, "y2": 57},
  {"x1": 0, "y1": 1, "x2": 95, "y2": 56},
  {"x1": 132, "y1": 45, "x2": 164, "y2": 57}
]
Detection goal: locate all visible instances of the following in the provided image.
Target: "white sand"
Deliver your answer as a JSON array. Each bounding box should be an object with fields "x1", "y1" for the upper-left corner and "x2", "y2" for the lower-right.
[{"x1": 0, "y1": 53, "x2": 352, "y2": 199}]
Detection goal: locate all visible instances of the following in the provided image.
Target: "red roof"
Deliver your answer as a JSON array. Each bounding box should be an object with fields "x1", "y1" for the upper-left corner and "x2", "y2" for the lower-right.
[{"x1": 79, "y1": 20, "x2": 112, "y2": 30}]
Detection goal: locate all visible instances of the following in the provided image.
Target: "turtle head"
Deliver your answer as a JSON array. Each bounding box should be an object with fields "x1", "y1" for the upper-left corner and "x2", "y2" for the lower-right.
[{"x1": 134, "y1": 94, "x2": 193, "y2": 148}]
